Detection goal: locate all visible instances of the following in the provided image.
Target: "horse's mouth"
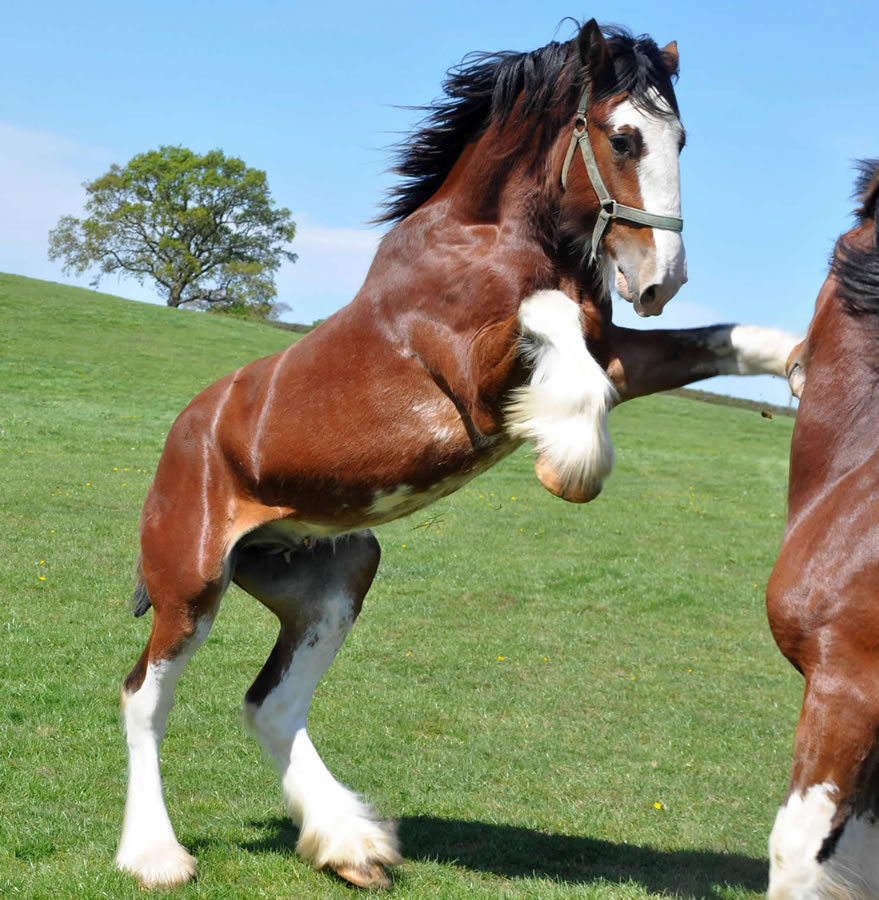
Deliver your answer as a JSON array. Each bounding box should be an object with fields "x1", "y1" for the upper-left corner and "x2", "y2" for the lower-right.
[
  {"x1": 615, "y1": 267, "x2": 633, "y2": 302},
  {"x1": 615, "y1": 266, "x2": 664, "y2": 317}
]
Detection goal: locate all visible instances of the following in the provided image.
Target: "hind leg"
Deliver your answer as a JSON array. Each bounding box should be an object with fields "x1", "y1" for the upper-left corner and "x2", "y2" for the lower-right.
[
  {"x1": 235, "y1": 530, "x2": 401, "y2": 888},
  {"x1": 116, "y1": 579, "x2": 223, "y2": 887}
]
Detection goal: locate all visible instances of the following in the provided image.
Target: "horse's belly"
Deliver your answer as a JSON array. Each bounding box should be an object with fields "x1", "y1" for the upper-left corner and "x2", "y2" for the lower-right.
[
  {"x1": 360, "y1": 443, "x2": 517, "y2": 524},
  {"x1": 242, "y1": 436, "x2": 518, "y2": 549}
]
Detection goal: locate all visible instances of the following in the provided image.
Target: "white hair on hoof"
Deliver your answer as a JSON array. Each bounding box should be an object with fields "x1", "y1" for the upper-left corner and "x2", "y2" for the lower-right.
[
  {"x1": 287, "y1": 730, "x2": 401, "y2": 875},
  {"x1": 506, "y1": 290, "x2": 617, "y2": 501},
  {"x1": 116, "y1": 840, "x2": 197, "y2": 889},
  {"x1": 243, "y1": 581, "x2": 401, "y2": 889},
  {"x1": 116, "y1": 623, "x2": 214, "y2": 889}
]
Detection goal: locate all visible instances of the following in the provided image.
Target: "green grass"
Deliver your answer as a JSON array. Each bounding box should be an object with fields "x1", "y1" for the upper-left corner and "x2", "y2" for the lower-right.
[{"x1": 0, "y1": 273, "x2": 801, "y2": 898}]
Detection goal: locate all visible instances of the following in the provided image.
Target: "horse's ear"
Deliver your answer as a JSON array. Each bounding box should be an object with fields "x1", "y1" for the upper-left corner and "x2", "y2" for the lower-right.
[
  {"x1": 660, "y1": 40, "x2": 679, "y2": 76},
  {"x1": 577, "y1": 19, "x2": 612, "y2": 86}
]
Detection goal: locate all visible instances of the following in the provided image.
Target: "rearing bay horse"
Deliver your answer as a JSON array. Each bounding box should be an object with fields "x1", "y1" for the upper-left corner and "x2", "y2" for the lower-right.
[
  {"x1": 767, "y1": 160, "x2": 879, "y2": 899},
  {"x1": 116, "y1": 21, "x2": 797, "y2": 890}
]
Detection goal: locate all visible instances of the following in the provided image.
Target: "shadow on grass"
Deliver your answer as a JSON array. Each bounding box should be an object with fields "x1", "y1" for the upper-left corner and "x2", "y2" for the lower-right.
[{"x1": 233, "y1": 815, "x2": 767, "y2": 899}]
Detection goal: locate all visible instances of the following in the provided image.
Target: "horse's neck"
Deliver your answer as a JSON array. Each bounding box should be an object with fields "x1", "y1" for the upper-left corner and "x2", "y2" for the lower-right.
[
  {"x1": 348, "y1": 126, "x2": 608, "y2": 435},
  {"x1": 789, "y1": 307, "x2": 879, "y2": 515},
  {"x1": 349, "y1": 158, "x2": 559, "y2": 432}
]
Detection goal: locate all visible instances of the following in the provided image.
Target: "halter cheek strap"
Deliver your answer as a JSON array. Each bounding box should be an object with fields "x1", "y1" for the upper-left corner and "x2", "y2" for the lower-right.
[{"x1": 560, "y1": 82, "x2": 684, "y2": 262}]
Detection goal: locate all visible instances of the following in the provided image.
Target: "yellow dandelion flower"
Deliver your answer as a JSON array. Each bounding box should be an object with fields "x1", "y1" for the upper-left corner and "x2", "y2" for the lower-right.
[
  {"x1": 405, "y1": 651, "x2": 412, "y2": 657},
  {"x1": 653, "y1": 802, "x2": 663, "y2": 810},
  {"x1": 39, "y1": 576, "x2": 46, "y2": 581},
  {"x1": 497, "y1": 656, "x2": 505, "y2": 661},
  {"x1": 39, "y1": 560, "x2": 45, "y2": 565}
]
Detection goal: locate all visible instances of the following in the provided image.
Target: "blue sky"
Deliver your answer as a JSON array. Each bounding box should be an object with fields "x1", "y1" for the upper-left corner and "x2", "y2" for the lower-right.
[{"x1": 3, "y1": 0, "x2": 877, "y2": 404}]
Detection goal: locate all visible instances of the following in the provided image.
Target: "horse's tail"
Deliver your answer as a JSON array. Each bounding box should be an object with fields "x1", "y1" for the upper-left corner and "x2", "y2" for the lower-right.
[{"x1": 131, "y1": 555, "x2": 152, "y2": 617}]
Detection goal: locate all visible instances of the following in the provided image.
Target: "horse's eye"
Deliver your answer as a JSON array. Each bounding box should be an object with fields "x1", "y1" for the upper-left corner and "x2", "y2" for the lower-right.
[{"x1": 609, "y1": 135, "x2": 631, "y2": 156}]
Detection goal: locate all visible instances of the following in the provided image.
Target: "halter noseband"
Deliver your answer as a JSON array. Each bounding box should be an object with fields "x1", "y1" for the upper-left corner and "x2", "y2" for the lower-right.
[{"x1": 560, "y1": 82, "x2": 684, "y2": 262}]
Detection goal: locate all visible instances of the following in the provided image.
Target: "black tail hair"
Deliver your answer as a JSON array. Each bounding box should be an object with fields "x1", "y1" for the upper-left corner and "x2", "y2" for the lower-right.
[
  {"x1": 132, "y1": 582, "x2": 152, "y2": 617},
  {"x1": 131, "y1": 556, "x2": 152, "y2": 617}
]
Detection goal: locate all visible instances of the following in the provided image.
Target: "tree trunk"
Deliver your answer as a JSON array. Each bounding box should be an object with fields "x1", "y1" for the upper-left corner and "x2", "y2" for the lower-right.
[{"x1": 167, "y1": 284, "x2": 184, "y2": 308}]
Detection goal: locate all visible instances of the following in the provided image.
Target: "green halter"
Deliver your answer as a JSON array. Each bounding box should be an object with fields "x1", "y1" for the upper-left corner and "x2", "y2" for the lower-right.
[{"x1": 560, "y1": 82, "x2": 684, "y2": 262}]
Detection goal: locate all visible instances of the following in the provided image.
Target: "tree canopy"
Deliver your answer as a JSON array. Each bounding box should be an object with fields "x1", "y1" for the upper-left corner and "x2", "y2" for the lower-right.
[{"x1": 49, "y1": 146, "x2": 296, "y2": 316}]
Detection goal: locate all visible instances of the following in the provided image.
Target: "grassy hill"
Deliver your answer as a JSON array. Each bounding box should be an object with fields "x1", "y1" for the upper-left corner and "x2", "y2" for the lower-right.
[{"x1": 0, "y1": 273, "x2": 800, "y2": 899}]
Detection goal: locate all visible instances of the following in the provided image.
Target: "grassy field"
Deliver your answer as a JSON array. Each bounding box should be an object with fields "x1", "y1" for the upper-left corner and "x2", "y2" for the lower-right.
[{"x1": 0, "y1": 272, "x2": 800, "y2": 899}]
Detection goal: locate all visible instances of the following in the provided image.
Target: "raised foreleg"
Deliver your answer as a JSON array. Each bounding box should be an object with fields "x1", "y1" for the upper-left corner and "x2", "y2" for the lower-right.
[
  {"x1": 605, "y1": 323, "x2": 802, "y2": 401},
  {"x1": 506, "y1": 289, "x2": 618, "y2": 503},
  {"x1": 235, "y1": 531, "x2": 401, "y2": 889}
]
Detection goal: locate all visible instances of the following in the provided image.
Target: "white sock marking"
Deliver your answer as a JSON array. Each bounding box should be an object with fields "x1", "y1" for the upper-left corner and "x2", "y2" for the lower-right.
[
  {"x1": 116, "y1": 619, "x2": 213, "y2": 887},
  {"x1": 769, "y1": 782, "x2": 879, "y2": 899},
  {"x1": 506, "y1": 290, "x2": 617, "y2": 498},
  {"x1": 245, "y1": 591, "x2": 400, "y2": 870},
  {"x1": 727, "y1": 325, "x2": 802, "y2": 377}
]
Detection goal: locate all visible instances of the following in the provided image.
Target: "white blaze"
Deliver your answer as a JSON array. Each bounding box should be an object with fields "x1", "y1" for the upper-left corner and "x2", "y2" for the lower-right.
[{"x1": 608, "y1": 94, "x2": 686, "y2": 312}]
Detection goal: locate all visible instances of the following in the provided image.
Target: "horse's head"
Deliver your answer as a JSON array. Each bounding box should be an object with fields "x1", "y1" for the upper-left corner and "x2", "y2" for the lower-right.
[{"x1": 558, "y1": 21, "x2": 686, "y2": 317}]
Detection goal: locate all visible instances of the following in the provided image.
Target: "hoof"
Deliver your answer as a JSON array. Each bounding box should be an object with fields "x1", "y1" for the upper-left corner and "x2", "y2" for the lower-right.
[
  {"x1": 331, "y1": 861, "x2": 393, "y2": 889},
  {"x1": 116, "y1": 841, "x2": 197, "y2": 888},
  {"x1": 534, "y1": 454, "x2": 600, "y2": 503}
]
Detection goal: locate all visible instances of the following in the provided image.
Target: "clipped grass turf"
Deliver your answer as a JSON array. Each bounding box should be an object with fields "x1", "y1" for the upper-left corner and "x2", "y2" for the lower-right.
[{"x1": 0, "y1": 272, "x2": 800, "y2": 898}]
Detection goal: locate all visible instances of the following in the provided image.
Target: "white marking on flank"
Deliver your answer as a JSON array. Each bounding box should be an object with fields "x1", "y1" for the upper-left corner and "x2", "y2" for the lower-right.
[{"x1": 505, "y1": 290, "x2": 617, "y2": 498}]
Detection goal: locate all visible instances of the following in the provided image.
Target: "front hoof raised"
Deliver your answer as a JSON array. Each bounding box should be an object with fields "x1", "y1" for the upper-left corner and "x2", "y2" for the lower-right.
[{"x1": 534, "y1": 453, "x2": 602, "y2": 503}]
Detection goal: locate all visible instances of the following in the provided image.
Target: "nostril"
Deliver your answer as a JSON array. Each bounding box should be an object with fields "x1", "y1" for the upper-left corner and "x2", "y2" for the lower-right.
[{"x1": 641, "y1": 285, "x2": 657, "y2": 305}]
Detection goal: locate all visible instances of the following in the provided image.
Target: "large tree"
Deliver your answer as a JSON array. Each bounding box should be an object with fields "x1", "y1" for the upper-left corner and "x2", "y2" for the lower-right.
[{"x1": 49, "y1": 146, "x2": 297, "y2": 315}]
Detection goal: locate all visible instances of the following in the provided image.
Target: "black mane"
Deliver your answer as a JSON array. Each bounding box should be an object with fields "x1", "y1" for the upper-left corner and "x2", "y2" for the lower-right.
[
  {"x1": 377, "y1": 24, "x2": 679, "y2": 225},
  {"x1": 835, "y1": 159, "x2": 879, "y2": 319}
]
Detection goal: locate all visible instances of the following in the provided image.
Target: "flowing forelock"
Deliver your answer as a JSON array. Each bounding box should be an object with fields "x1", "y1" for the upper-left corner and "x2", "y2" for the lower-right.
[{"x1": 376, "y1": 24, "x2": 680, "y2": 225}]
